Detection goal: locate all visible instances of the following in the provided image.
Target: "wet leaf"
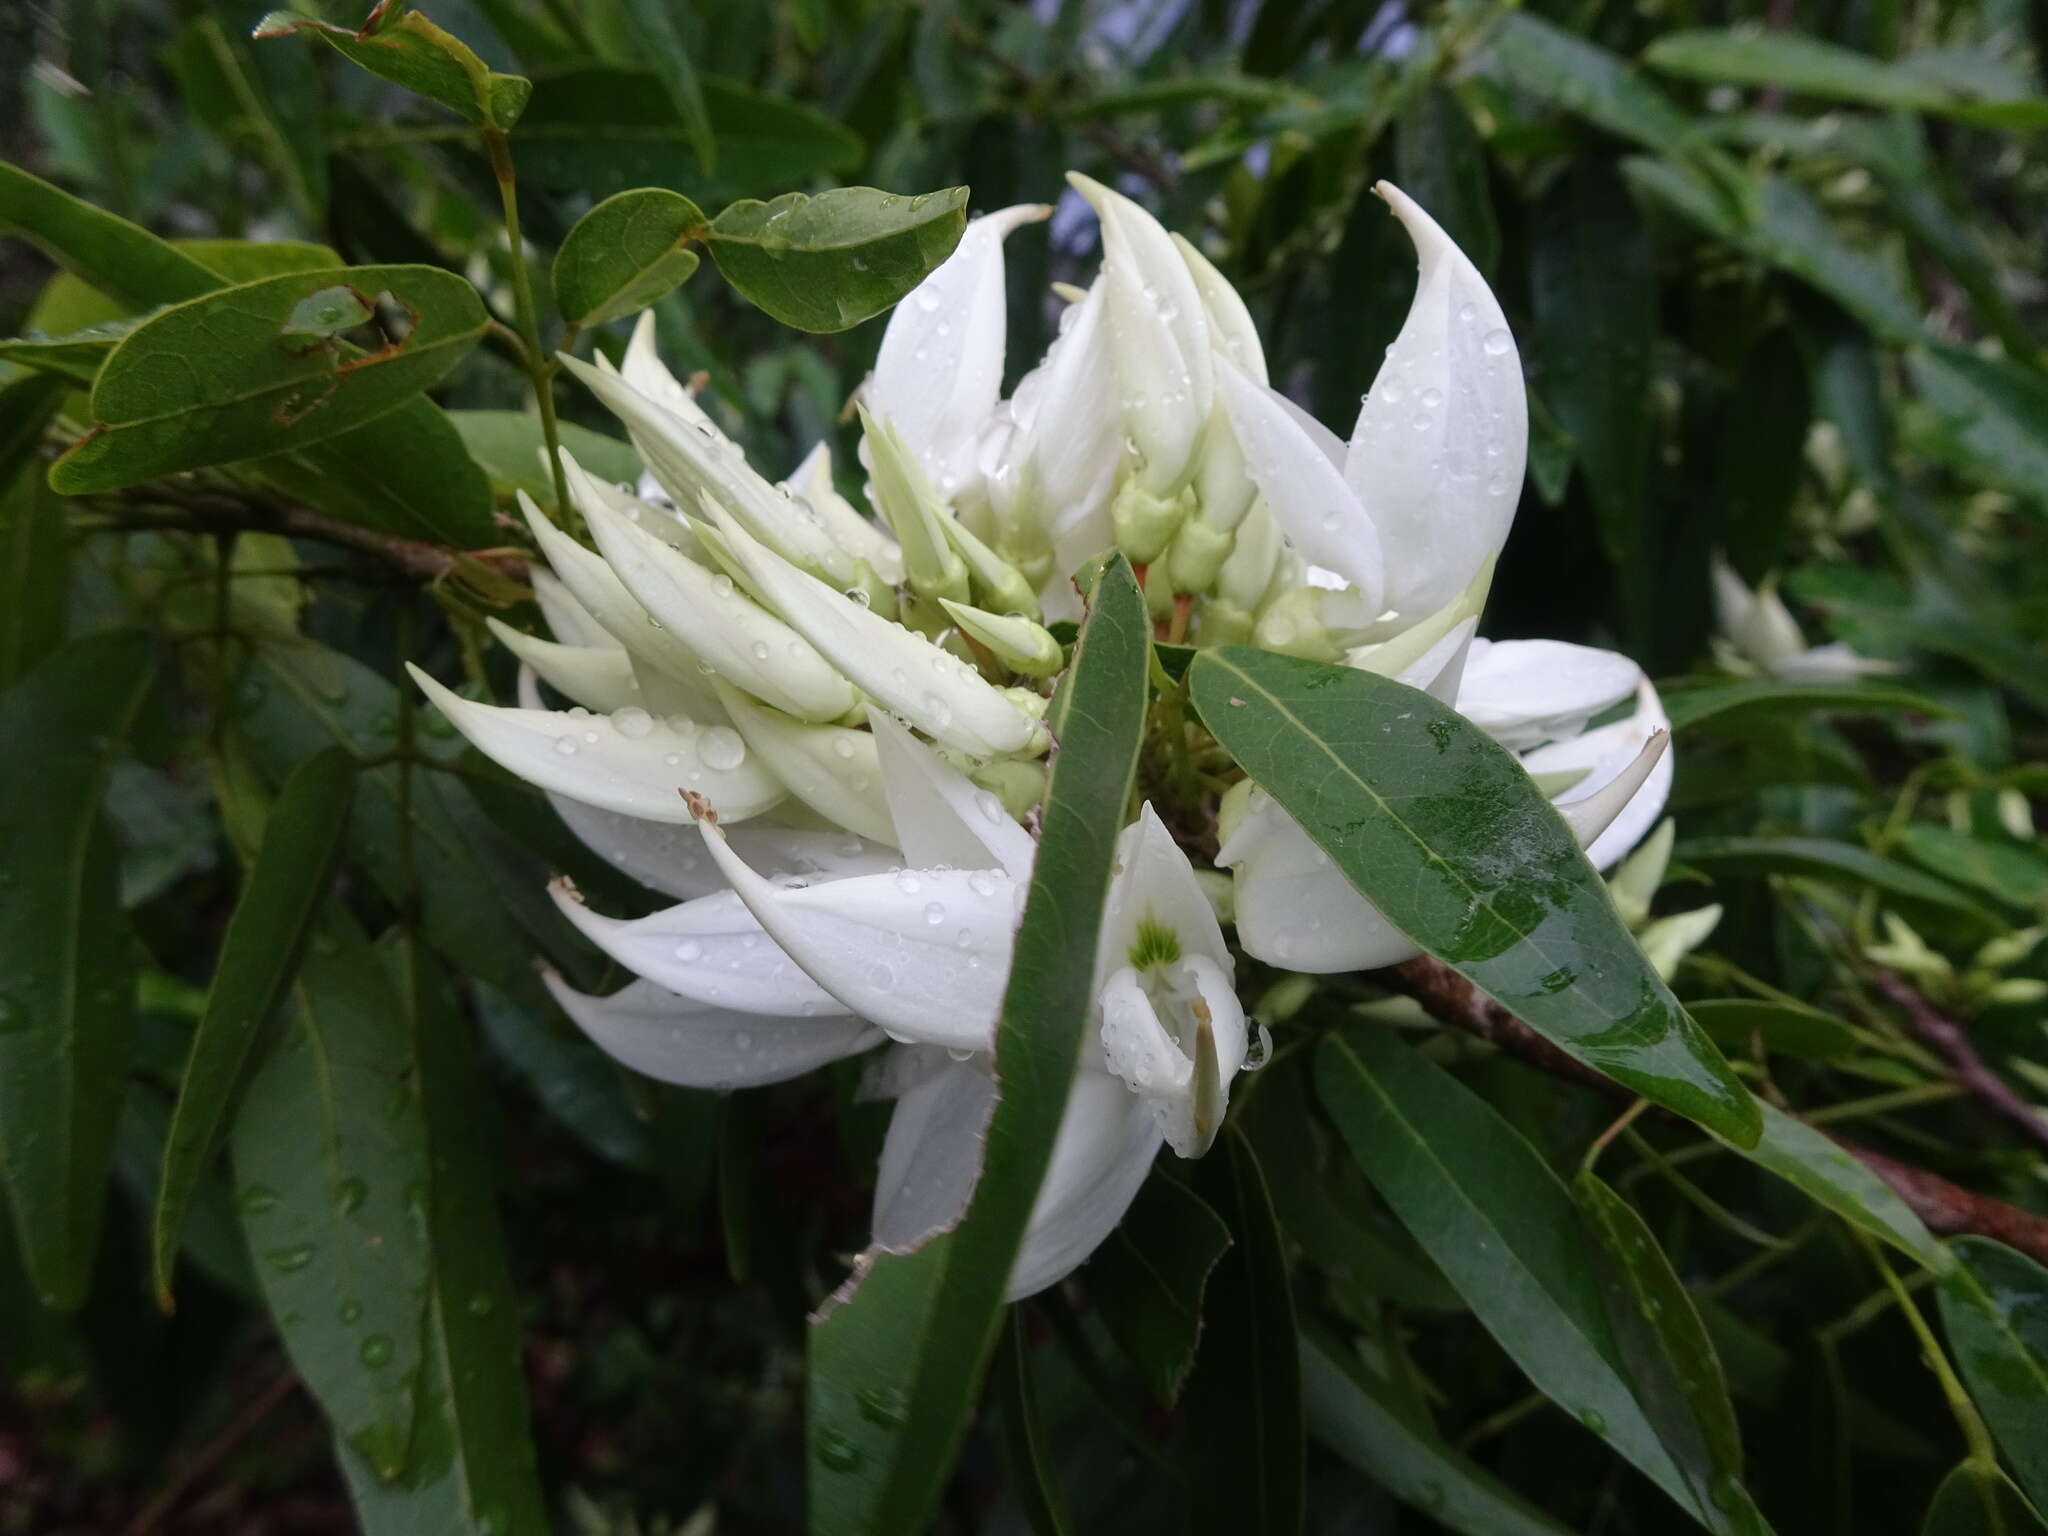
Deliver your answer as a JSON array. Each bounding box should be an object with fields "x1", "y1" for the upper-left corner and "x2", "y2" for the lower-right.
[
  {"x1": 1937, "y1": 1238, "x2": 2048, "y2": 1511},
  {"x1": 1661, "y1": 680, "x2": 1943, "y2": 733},
  {"x1": 255, "y1": 5, "x2": 532, "y2": 130},
  {"x1": 1675, "y1": 835, "x2": 1995, "y2": 926},
  {"x1": 1722, "y1": 1103, "x2": 1949, "y2": 1272},
  {"x1": 552, "y1": 188, "x2": 706, "y2": 328},
  {"x1": 708, "y1": 186, "x2": 970, "y2": 333}
]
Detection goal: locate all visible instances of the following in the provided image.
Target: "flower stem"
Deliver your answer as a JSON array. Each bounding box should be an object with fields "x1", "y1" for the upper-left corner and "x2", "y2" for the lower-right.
[{"x1": 482, "y1": 126, "x2": 572, "y2": 518}]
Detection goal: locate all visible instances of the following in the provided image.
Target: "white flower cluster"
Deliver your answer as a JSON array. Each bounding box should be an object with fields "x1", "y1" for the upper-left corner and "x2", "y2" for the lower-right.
[{"x1": 412, "y1": 175, "x2": 1675, "y2": 1295}]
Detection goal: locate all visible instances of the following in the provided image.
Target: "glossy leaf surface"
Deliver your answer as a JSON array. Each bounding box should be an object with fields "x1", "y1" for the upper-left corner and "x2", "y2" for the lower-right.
[
  {"x1": 708, "y1": 187, "x2": 970, "y2": 333},
  {"x1": 553, "y1": 188, "x2": 706, "y2": 327},
  {"x1": 1937, "y1": 1238, "x2": 2048, "y2": 1511}
]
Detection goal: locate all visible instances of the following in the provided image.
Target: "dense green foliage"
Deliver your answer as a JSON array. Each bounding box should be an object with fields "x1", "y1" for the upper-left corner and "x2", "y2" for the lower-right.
[{"x1": 3, "y1": 0, "x2": 2048, "y2": 1532}]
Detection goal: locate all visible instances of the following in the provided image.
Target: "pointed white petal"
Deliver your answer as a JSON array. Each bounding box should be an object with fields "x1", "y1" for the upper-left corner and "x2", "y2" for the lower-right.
[
  {"x1": 520, "y1": 491, "x2": 708, "y2": 681},
  {"x1": 867, "y1": 710, "x2": 1037, "y2": 880},
  {"x1": 698, "y1": 820, "x2": 1016, "y2": 1052},
  {"x1": 1099, "y1": 803, "x2": 1231, "y2": 978},
  {"x1": 1638, "y1": 903, "x2": 1723, "y2": 982},
  {"x1": 1345, "y1": 182, "x2": 1527, "y2": 620},
  {"x1": 531, "y1": 567, "x2": 616, "y2": 649},
  {"x1": 702, "y1": 503, "x2": 1041, "y2": 758},
  {"x1": 1524, "y1": 676, "x2": 1675, "y2": 870},
  {"x1": 489, "y1": 619, "x2": 641, "y2": 712},
  {"x1": 1217, "y1": 358, "x2": 1385, "y2": 617},
  {"x1": 1001, "y1": 279, "x2": 1120, "y2": 522},
  {"x1": 1455, "y1": 638, "x2": 1641, "y2": 751},
  {"x1": 548, "y1": 794, "x2": 897, "y2": 901},
  {"x1": 1739, "y1": 580, "x2": 1812, "y2": 669},
  {"x1": 1172, "y1": 231, "x2": 1266, "y2": 383},
  {"x1": 543, "y1": 970, "x2": 879, "y2": 1090},
  {"x1": 872, "y1": 203, "x2": 1050, "y2": 498},
  {"x1": 1007, "y1": 1070, "x2": 1162, "y2": 1299},
  {"x1": 620, "y1": 310, "x2": 727, "y2": 444},
  {"x1": 571, "y1": 462, "x2": 858, "y2": 723},
  {"x1": 409, "y1": 664, "x2": 786, "y2": 824},
  {"x1": 1098, "y1": 955, "x2": 1246, "y2": 1157},
  {"x1": 1710, "y1": 555, "x2": 1755, "y2": 640},
  {"x1": 715, "y1": 682, "x2": 897, "y2": 847},
  {"x1": 872, "y1": 1059, "x2": 995, "y2": 1249},
  {"x1": 1556, "y1": 730, "x2": 1669, "y2": 851},
  {"x1": 551, "y1": 881, "x2": 850, "y2": 1016},
  {"x1": 557, "y1": 446, "x2": 703, "y2": 558},
  {"x1": 789, "y1": 440, "x2": 904, "y2": 584},
  {"x1": 1216, "y1": 790, "x2": 1423, "y2": 972},
  {"x1": 1772, "y1": 642, "x2": 1897, "y2": 682}
]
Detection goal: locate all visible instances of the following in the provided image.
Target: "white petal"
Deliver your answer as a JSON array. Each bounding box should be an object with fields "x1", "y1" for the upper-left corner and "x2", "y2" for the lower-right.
[
  {"x1": 1455, "y1": 638, "x2": 1641, "y2": 751},
  {"x1": 531, "y1": 567, "x2": 616, "y2": 649},
  {"x1": 1216, "y1": 791, "x2": 1422, "y2": 972},
  {"x1": 1554, "y1": 731, "x2": 1669, "y2": 852},
  {"x1": 543, "y1": 970, "x2": 878, "y2": 1090},
  {"x1": 1710, "y1": 555, "x2": 1755, "y2": 640},
  {"x1": 789, "y1": 441, "x2": 904, "y2": 584},
  {"x1": 1099, "y1": 956, "x2": 1248, "y2": 1157},
  {"x1": 716, "y1": 682, "x2": 896, "y2": 846},
  {"x1": 548, "y1": 795, "x2": 897, "y2": 901},
  {"x1": 698, "y1": 821, "x2": 1016, "y2": 1052},
  {"x1": 1217, "y1": 358, "x2": 1386, "y2": 618},
  {"x1": 569, "y1": 457, "x2": 857, "y2": 723},
  {"x1": 872, "y1": 1059, "x2": 995, "y2": 1249},
  {"x1": 520, "y1": 492, "x2": 707, "y2": 682},
  {"x1": 1524, "y1": 676, "x2": 1675, "y2": 870},
  {"x1": 551, "y1": 882, "x2": 850, "y2": 1017},
  {"x1": 701, "y1": 503, "x2": 1040, "y2": 758},
  {"x1": 408, "y1": 664, "x2": 786, "y2": 824},
  {"x1": 1001, "y1": 280, "x2": 1120, "y2": 529},
  {"x1": 1638, "y1": 903, "x2": 1723, "y2": 982},
  {"x1": 871, "y1": 204, "x2": 1050, "y2": 497},
  {"x1": 1099, "y1": 803, "x2": 1230, "y2": 979},
  {"x1": 1344, "y1": 182, "x2": 1527, "y2": 621},
  {"x1": 868, "y1": 710, "x2": 1036, "y2": 880},
  {"x1": 1172, "y1": 231, "x2": 1266, "y2": 383},
  {"x1": 1008, "y1": 1071, "x2": 1163, "y2": 1300},
  {"x1": 489, "y1": 619, "x2": 641, "y2": 712},
  {"x1": 1773, "y1": 642, "x2": 1897, "y2": 682}
]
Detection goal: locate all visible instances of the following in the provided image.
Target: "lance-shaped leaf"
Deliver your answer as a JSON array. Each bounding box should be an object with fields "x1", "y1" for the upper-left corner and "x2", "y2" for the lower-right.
[
  {"x1": 707, "y1": 186, "x2": 970, "y2": 333},
  {"x1": 0, "y1": 376, "x2": 68, "y2": 690},
  {"x1": 994, "y1": 1317, "x2": 1077, "y2": 1536},
  {"x1": 52, "y1": 263, "x2": 488, "y2": 493},
  {"x1": 0, "y1": 161, "x2": 219, "y2": 308},
  {"x1": 1191, "y1": 647, "x2": 1758, "y2": 1142},
  {"x1": 1081, "y1": 1172, "x2": 1231, "y2": 1406},
  {"x1": 0, "y1": 630, "x2": 154, "y2": 1308},
  {"x1": 553, "y1": 188, "x2": 705, "y2": 327},
  {"x1": 1674, "y1": 835, "x2": 1994, "y2": 926},
  {"x1": 1661, "y1": 679, "x2": 1941, "y2": 732},
  {"x1": 233, "y1": 915, "x2": 431, "y2": 1478},
  {"x1": 612, "y1": 0, "x2": 716, "y2": 173},
  {"x1": 151, "y1": 747, "x2": 356, "y2": 1307},
  {"x1": 255, "y1": 5, "x2": 532, "y2": 129},
  {"x1": 1937, "y1": 1238, "x2": 2048, "y2": 1511},
  {"x1": 488, "y1": 622, "x2": 640, "y2": 714},
  {"x1": 805, "y1": 558, "x2": 1149, "y2": 1536},
  {"x1": 1315, "y1": 1028, "x2": 1703, "y2": 1520}
]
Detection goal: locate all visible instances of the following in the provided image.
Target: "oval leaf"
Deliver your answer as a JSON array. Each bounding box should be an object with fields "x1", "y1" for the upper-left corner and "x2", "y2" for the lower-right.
[
  {"x1": 708, "y1": 186, "x2": 970, "y2": 333},
  {"x1": 1190, "y1": 647, "x2": 1759, "y2": 1144},
  {"x1": 553, "y1": 188, "x2": 706, "y2": 328},
  {"x1": 52, "y1": 263, "x2": 489, "y2": 493}
]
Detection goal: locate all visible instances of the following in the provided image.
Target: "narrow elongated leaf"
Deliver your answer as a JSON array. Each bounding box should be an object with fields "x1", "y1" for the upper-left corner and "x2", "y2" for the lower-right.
[
  {"x1": 1907, "y1": 346, "x2": 2048, "y2": 515},
  {"x1": 995, "y1": 1317, "x2": 1076, "y2": 1536},
  {"x1": 1895, "y1": 827, "x2": 2048, "y2": 914},
  {"x1": 1937, "y1": 1238, "x2": 2048, "y2": 1511},
  {"x1": 171, "y1": 14, "x2": 326, "y2": 221},
  {"x1": 1723, "y1": 1103, "x2": 1949, "y2": 1272},
  {"x1": 0, "y1": 161, "x2": 219, "y2": 308},
  {"x1": 1300, "y1": 1330, "x2": 1579, "y2": 1536},
  {"x1": 1083, "y1": 1173, "x2": 1232, "y2": 1406},
  {"x1": 1919, "y1": 1463, "x2": 2048, "y2": 1535},
  {"x1": 1661, "y1": 680, "x2": 1940, "y2": 732},
  {"x1": 614, "y1": 0, "x2": 717, "y2": 172},
  {"x1": 1190, "y1": 647, "x2": 1758, "y2": 1143},
  {"x1": 232, "y1": 915, "x2": 431, "y2": 1479},
  {"x1": 806, "y1": 557, "x2": 1149, "y2": 1536},
  {"x1": 1687, "y1": 999, "x2": 1859, "y2": 1062},
  {"x1": 0, "y1": 375, "x2": 69, "y2": 690},
  {"x1": 0, "y1": 630, "x2": 154, "y2": 1308},
  {"x1": 52, "y1": 264, "x2": 488, "y2": 492},
  {"x1": 1183, "y1": 1132, "x2": 1304, "y2": 1536},
  {"x1": 340, "y1": 941, "x2": 548, "y2": 1534},
  {"x1": 1674, "y1": 835, "x2": 1994, "y2": 924},
  {"x1": 255, "y1": 7, "x2": 532, "y2": 129},
  {"x1": 152, "y1": 747, "x2": 356, "y2": 1306},
  {"x1": 552, "y1": 189, "x2": 705, "y2": 327},
  {"x1": 1482, "y1": 13, "x2": 1699, "y2": 153},
  {"x1": 1314, "y1": 1028, "x2": 1699, "y2": 1518},
  {"x1": 1574, "y1": 1171, "x2": 1767, "y2": 1534},
  {"x1": 708, "y1": 186, "x2": 970, "y2": 333},
  {"x1": 1394, "y1": 87, "x2": 1498, "y2": 276},
  {"x1": 0, "y1": 319, "x2": 140, "y2": 384}
]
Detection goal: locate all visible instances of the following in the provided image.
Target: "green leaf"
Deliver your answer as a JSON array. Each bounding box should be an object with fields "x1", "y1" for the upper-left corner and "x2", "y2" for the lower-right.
[
  {"x1": 1722, "y1": 1102, "x2": 1949, "y2": 1272},
  {"x1": 151, "y1": 747, "x2": 356, "y2": 1308},
  {"x1": 1642, "y1": 30, "x2": 2048, "y2": 128},
  {"x1": 1906, "y1": 346, "x2": 2048, "y2": 515},
  {"x1": 552, "y1": 188, "x2": 706, "y2": 328},
  {"x1": 1083, "y1": 1172, "x2": 1232, "y2": 1407},
  {"x1": 806, "y1": 556, "x2": 1149, "y2": 1536},
  {"x1": 448, "y1": 410, "x2": 641, "y2": 506},
  {"x1": 51, "y1": 263, "x2": 488, "y2": 493},
  {"x1": 1919, "y1": 1462, "x2": 2048, "y2": 1536},
  {"x1": 708, "y1": 186, "x2": 970, "y2": 333},
  {"x1": 995, "y1": 1316, "x2": 1077, "y2": 1536},
  {"x1": 0, "y1": 375, "x2": 69, "y2": 691},
  {"x1": 1660, "y1": 680, "x2": 1944, "y2": 733},
  {"x1": 1182, "y1": 1131, "x2": 1304, "y2": 1536},
  {"x1": 515, "y1": 69, "x2": 862, "y2": 206},
  {"x1": 253, "y1": 401, "x2": 497, "y2": 548},
  {"x1": 1895, "y1": 826, "x2": 2048, "y2": 914},
  {"x1": 1687, "y1": 999, "x2": 1860, "y2": 1062},
  {"x1": 473, "y1": 986, "x2": 654, "y2": 1171},
  {"x1": 339, "y1": 940, "x2": 548, "y2": 1534},
  {"x1": 0, "y1": 630, "x2": 154, "y2": 1308},
  {"x1": 1481, "y1": 13, "x2": 1700, "y2": 154},
  {"x1": 1673, "y1": 835, "x2": 1995, "y2": 924},
  {"x1": 1574, "y1": 1171, "x2": 1767, "y2": 1534},
  {"x1": 0, "y1": 161, "x2": 219, "y2": 309},
  {"x1": 1300, "y1": 1329, "x2": 1579, "y2": 1536},
  {"x1": 1937, "y1": 1238, "x2": 2048, "y2": 1511},
  {"x1": 170, "y1": 14, "x2": 327, "y2": 221},
  {"x1": 0, "y1": 318, "x2": 142, "y2": 385},
  {"x1": 1718, "y1": 329, "x2": 1810, "y2": 577},
  {"x1": 1314, "y1": 1028, "x2": 1701, "y2": 1519},
  {"x1": 255, "y1": 6, "x2": 532, "y2": 130},
  {"x1": 614, "y1": 0, "x2": 717, "y2": 173},
  {"x1": 1189, "y1": 647, "x2": 1759, "y2": 1143},
  {"x1": 232, "y1": 914, "x2": 431, "y2": 1479},
  {"x1": 1394, "y1": 87, "x2": 1499, "y2": 277}
]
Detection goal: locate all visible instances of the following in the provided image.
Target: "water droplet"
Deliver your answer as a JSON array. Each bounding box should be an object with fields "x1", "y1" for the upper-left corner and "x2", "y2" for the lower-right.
[
  {"x1": 923, "y1": 901, "x2": 946, "y2": 925},
  {"x1": 673, "y1": 939, "x2": 704, "y2": 963},
  {"x1": 817, "y1": 1428, "x2": 864, "y2": 1472},
  {"x1": 855, "y1": 1384, "x2": 910, "y2": 1428},
  {"x1": 832, "y1": 737, "x2": 856, "y2": 759},
  {"x1": 466, "y1": 1293, "x2": 495, "y2": 1317},
  {"x1": 553, "y1": 736, "x2": 578, "y2": 757},
  {"x1": 843, "y1": 586, "x2": 872, "y2": 608},
  {"x1": 336, "y1": 1177, "x2": 367, "y2": 1215},
  {"x1": 1580, "y1": 1408, "x2": 1607, "y2": 1434},
  {"x1": 612, "y1": 705, "x2": 653, "y2": 739},
  {"x1": 266, "y1": 1244, "x2": 315, "y2": 1273},
  {"x1": 1483, "y1": 328, "x2": 1513, "y2": 357},
  {"x1": 968, "y1": 871, "x2": 998, "y2": 897},
  {"x1": 1420, "y1": 387, "x2": 1443, "y2": 409},
  {"x1": 339, "y1": 1299, "x2": 363, "y2": 1324},
  {"x1": 750, "y1": 640, "x2": 771, "y2": 662},
  {"x1": 359, "y1": 1334, "x2": 394, "y2": 1368},
  {"x1": 240, "y1": 1184, "x2": 278, "y2": 1215},
  {"x1": 1242, "y1": 1021, "x2": 1274, "y2": 1072},
  {"x1": 700, "y1": 726, "x2": 747, "y2": 771},
  {"x1": 711, "y1": 574, "x2": 735, "y2": 598},
  {"x1": 868, "y1": 961, "x2": 895, "y2": 989},
  {"x1": 895, "y1": 871, "x2": 922, "y2": 894}
]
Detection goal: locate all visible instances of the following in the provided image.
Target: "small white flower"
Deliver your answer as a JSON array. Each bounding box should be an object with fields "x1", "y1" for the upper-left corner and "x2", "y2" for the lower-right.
[{"x1": 1712, "y1": 556, "x2": 1896, "y2": 682}]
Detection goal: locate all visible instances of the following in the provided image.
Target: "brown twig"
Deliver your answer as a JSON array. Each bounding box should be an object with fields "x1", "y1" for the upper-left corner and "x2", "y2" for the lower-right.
[
  {"x1": 1380, "y1": 955, "x2": 2048, "y2": 1268},
  {"x1": 118, "y1": 1369, "x2": 299, "y2": 1536},
  {"x1": 1868, "y1": 967, "x2": 2048, "y2": 1155}
]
